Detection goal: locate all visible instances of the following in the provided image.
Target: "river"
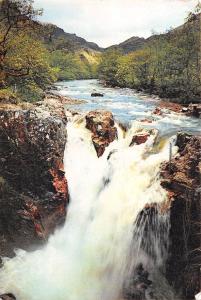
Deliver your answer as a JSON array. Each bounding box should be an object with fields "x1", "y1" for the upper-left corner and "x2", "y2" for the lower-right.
[
  {"x1": 56, "y1": 79, "x2": 201, "y2": 135},
  {"x1": 0, "y1": 80, "x2": 200, "y2": 300}
]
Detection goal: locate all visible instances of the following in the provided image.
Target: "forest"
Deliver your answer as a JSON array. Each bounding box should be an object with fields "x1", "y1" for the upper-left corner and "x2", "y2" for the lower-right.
[
  {"x1": 0, "y1": 0, "x2": 99, "y2": 102},
  {"x1": 98, "y1": 3, "x2": 201, "y2": 104},
  {"x1": 0, "y1": 0, "x2": 201, "y2": 104}
]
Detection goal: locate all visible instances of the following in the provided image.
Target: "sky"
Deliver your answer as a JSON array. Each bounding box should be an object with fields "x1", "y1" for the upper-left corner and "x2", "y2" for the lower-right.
[{"x1": 34, "y1": 0, "x2": 198, "y2": 48}]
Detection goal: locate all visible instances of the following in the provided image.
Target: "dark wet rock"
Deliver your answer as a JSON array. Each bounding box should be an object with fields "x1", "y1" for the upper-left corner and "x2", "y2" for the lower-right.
[
  {"x1": 139, "y1": 118, "x2": 153, "y2": 124},
  {"x1": 185, "y1": 104, "x2": 201, "y2": 118},
  {"x1": 0, "y1": 107, "x2": 68, "y2": 257},
  {"x1": 152, "y1": 107, "x2": 163, "y2": 116},
  {"x1": 91, "y1": 92, "x2": 104, "y2": 97},
  {"x1": 130, "y1": 133, "x2": 150, "y2": 146},
  {"x1": 0, "y1": 294, "x2": 16, "y2": 300},
  {"x1": 123, "y1": 263, "x2": 152, "y2": 300},
  {"x1": 86, "y1": 110, "x2": 117, "y2": 157},
  {"x1": 160, "y1": 132, "x2": 201, "y2": 299}
]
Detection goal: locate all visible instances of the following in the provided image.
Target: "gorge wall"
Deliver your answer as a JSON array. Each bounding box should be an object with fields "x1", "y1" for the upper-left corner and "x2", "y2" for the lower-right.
[
  {"x1": 161, "y1": 133, "x2": 201, "y2": 299},
  {"x1": 0, "y1": 101, "x2": 68, "y2": 258}
]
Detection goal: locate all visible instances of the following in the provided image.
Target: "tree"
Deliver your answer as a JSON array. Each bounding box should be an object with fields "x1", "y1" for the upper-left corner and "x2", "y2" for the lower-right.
[
  {"x1": 98, "y1": 49, "x2": 122, "y2": 86},
  {"x1": 0, "y1": 0, "x2": 42, "y2": 86},
  {"x1": 5, "y1": 32, "x2": 57, "y2": 101}
]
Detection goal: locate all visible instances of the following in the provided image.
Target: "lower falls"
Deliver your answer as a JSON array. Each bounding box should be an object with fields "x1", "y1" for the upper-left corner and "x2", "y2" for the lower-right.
[{"x1": 0, "y1": 114, "x2": 199, "y2": 300}]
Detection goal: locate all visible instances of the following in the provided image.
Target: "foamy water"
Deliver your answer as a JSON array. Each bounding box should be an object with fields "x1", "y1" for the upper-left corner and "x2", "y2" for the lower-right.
[
  {"x1": 0, "y1": 115, "x2": 178, "y2": 300},
  {"x1": 56, "y1": 79, "x2": 201, "y2": 135}
]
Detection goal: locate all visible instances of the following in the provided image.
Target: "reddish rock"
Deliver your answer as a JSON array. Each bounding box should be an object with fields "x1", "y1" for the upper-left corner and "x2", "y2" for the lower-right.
[
  {"x1": 160, "y1": 132, "x2": 201, "y2": 299},
  {"x1": 161, "y1": 133, "x2": 201, "y2": 192},
  {"x1": 153, "y1": 107, "x2": 163, "y2": 116},
  {"x1": 159, "y1": 101, "x2": 183, "y2": 113},
  {"x1": 129, "y1": 133, "x2": 150, "y2": 146},
  {"x1": 0, "y1": 109, "x2": 68, "y2": 257},
  {"x1": 50, "y1": 161, "x2": 68, "y2": 202},
  {"x1": 139, "y1": 118, "x2": 153, "y2": 123},
  {"x1": 86, "y1": 110, "x2": 117, "y2": 157}
]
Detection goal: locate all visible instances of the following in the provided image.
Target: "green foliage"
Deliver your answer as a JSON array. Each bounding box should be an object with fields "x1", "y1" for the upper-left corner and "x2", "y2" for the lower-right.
[
  {"x1": 49, "y1": 50, "x2": 99, "y2": 81},
  {"x1": 0, "y1": 87, "x2": 17, "y2": 100},
  {"x1": 98, "y1": 49, "x2": 122, "y2": 86},
  {"x1": 0, "y1": 0, "x2": 56, "y2": 102},
  {"x1": 4, "y1": 32, "x2": 57, "y2": 102},
  {"x1": 0, "y1": 0, "x2": 99, "y2": 102},
  {"x1": 98, "y1": 12, "x2": 201, "y2": 103}
]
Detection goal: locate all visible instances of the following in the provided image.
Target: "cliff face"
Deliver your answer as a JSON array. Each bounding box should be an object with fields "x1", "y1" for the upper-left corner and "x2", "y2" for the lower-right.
[
  {"x1": 0, "y1": 105, "x2": 68, "y2": 257},
  {"x1": 161, "y1": 133, "x2": 201, "y2": 299}
]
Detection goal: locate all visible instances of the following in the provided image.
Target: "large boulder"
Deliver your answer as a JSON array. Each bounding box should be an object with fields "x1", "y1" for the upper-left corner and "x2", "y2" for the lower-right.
[
  {"x1": 0, "y1": 107, "x2": 68, "y2": 257},
  {"x1": 86, "y1": 110, "x2": 117, "y2": 157}
]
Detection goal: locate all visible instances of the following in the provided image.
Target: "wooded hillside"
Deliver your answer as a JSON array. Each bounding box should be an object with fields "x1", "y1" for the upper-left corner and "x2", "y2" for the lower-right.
[{"x1": 98, "y1": 5, "x2": 201, "y2": 104}]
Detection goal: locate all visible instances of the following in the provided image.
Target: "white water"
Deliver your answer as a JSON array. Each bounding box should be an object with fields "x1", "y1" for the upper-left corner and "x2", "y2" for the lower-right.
[{"x1": 0, "y1": 115, "x2": 178, "y2": 300}]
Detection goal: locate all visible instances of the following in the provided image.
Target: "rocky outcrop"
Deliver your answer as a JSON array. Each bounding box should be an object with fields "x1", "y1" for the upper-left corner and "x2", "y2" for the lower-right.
[
  {"x1": 0, "y1": 104, "x2": 68, "y2": 257},
  {"x1": 158, "y1": 101, "x2": 183, "y2": 113},
  {"x1": 123, "y1": 263, "x2": 152, "y2": 300},
  {"x1": 86, "y1": 110, "x2": 117, "y2": 157},
  {"x1": 153, "y1": 107, "x2": 163, "y2": 116},
  {"x1": 184, "y1": 104, "x2": 201, "y2": 118},
  {"x1": 161, "y1": 132, "x2": 201, "y2": 299},
  {"x1": 129, "y1": 133, "x2": 150, "y2": 146},
  {"x1": 91, "y1": 92, "x2": 104, "y2": 97}
]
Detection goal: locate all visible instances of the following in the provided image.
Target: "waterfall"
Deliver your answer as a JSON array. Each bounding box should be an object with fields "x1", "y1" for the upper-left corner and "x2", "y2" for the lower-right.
[{"x1": 0, "y1": 115, "x2": 178, "y2": 300}]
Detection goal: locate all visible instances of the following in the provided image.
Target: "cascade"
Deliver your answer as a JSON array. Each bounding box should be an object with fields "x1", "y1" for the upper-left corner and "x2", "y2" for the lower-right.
[{"x1": 0, "y1": 115, "x2": 178, "y2": 300}]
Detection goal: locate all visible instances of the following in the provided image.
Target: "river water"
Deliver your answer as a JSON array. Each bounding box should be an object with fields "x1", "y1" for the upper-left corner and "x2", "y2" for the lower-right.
[
  {"x1": 56, "y1": 79, "x2": 201, "y2": 135},
  {"x1": 0, "y1": 80, "x2": 200, "y2": 300}
]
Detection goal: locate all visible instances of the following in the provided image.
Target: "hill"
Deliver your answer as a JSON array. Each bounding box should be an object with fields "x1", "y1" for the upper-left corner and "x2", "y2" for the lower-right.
[
  {"x1": 106, "y1": 36, "x2": 146, "y2": 54},
  {"x1": 41, "y1": 23, "x2": 103, "y2": 52},
  {"x1": 98, "y1": 12, "x2": 201, "y2": 103}
]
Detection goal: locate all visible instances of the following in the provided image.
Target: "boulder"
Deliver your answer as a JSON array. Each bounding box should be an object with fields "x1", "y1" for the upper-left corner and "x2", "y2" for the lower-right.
[
  {"x1": 159, "y1": 101, "x2": 183, "y2": 113},
  {"x1": 91, "y1": 92, "x2": 104, "y2": 97},
  {"x1": 139, "y1": 118, "x2": 153, "y2": 123},
  {"x1": 86, "y1": 110, "x2": 117, "y2": 157},
  {"x1": 153, "y1": 107, "x2": 163, "y2": 116},
  {"x1": 129, "y1": 133, "x2": 150, "y2": 146}
]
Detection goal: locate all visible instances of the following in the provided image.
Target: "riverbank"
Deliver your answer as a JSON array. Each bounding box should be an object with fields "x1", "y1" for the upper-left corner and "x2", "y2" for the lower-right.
[{"x1": 99, "y1": 78, "x2": 201, "y2": 118}]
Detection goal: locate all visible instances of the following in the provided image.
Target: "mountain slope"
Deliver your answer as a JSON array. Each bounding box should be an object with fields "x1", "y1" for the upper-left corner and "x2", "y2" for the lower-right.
[
  {"x1": 41, "y1": 23, "x2": 103, "y2": 52},
  {"x1": 106, "y1": 36, "x2": 146, "y2": 54}
]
